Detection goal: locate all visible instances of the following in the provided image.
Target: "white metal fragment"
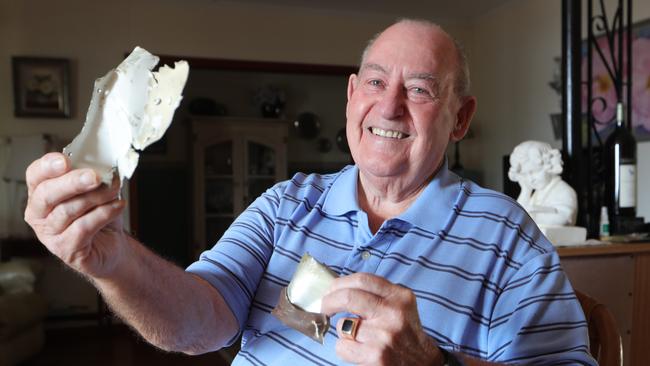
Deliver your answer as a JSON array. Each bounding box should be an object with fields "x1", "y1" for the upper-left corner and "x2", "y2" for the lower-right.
[
  {"x1": 287, "y1": 254, "x2": 337, "y2": 313},
  {"x1": 63, "y1": 47, "x2": 189, "y2": 186}
]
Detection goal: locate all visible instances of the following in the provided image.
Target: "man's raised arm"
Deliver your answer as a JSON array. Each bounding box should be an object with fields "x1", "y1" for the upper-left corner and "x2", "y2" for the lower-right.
[{"x1": 24, "y1": 152, "x2": 238, "y2": 354}]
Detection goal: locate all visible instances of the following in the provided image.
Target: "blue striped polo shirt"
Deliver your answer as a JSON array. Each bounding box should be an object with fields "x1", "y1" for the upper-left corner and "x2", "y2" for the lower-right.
[{"x1": 186, "y1": 164, "x2": 596, "y2": 365}]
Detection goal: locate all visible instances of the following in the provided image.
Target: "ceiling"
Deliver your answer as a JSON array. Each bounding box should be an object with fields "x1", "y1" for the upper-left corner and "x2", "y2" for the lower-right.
[{"x1": 211, "y1": 0, "x2": 514, "y2": 21}]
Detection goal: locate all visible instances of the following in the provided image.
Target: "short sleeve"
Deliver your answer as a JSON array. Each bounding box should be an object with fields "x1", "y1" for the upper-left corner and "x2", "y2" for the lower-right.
[
  {"x1": 487, "y1": 252, "x2": 597, "y2": 365},
  {"x1": 185, "y1": 184, "x2": 282, "y2": 339}
]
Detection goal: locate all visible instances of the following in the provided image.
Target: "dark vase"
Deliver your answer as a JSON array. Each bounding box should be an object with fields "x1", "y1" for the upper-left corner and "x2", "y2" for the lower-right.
[{"x1": 261, "y1": 102, "x2": 283, "y2": 118}]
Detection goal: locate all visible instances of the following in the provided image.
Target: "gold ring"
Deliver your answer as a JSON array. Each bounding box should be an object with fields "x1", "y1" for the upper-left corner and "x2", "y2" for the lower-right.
[{"x1": 340, "y1": 317, "x2": 360, "y2": 341}]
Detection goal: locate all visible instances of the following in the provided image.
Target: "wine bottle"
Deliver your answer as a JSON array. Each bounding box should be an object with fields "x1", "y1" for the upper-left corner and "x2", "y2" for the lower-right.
[{"x1": 604, "y1": 102, "x2": 637, "y2": 221}]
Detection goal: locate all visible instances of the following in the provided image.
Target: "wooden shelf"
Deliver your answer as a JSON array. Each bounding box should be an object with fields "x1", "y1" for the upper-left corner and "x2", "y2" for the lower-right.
[{"x1": 557, "y1": 242, "x2": 650, "y2": 257}]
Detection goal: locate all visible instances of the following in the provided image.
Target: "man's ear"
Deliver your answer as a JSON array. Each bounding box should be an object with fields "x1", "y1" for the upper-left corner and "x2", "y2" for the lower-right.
[
  {"x1": 346, "y1": 74, "x2": 358, "y2": 119},
  {"x1": 347, "y1": 74, "x2": 358, "y2": 101},
  {"x1": 450, "y1": 96, "x2": 477, "y2": 142}
]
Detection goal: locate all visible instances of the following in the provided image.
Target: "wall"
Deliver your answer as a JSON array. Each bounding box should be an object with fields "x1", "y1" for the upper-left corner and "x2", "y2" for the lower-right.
[
  {"x1": 3, "y1": 0, "x2": 646, "y2": 189},
  {"x1": 467, "y1": 0, "x2": 650, "y2": 192},
  {"x1": 0, "y1": 0, "x2": 472, "y2": 139},
  {"x1": 0, "y1": 0, "x2": 376, "y2": 139}
]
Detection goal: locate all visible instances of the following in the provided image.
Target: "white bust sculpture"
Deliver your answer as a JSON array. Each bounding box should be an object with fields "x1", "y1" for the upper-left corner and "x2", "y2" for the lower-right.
[{"x1": 508, "y1": 141, "x2": 586, "y2": 245}]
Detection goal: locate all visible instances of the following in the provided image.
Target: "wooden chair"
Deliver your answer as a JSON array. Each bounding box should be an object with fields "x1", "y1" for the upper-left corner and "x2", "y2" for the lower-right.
[{"x1": 575, "y1": 289, "x2": 623, "y2": 366}]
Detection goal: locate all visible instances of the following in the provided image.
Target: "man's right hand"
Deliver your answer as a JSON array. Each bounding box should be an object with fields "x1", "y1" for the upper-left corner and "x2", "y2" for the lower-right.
[
  {"x1": 24, "y1": 152, "x2": 127, "y2": 278},
  {"x1": 25, "y1": 153, "x2": 239, "y2": 354}
]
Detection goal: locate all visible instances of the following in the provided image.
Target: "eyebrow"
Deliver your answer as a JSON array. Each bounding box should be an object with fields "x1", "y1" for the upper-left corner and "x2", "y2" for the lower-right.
[{"x1": 360, "y1": 63, "x2": 440, "y2": 84}]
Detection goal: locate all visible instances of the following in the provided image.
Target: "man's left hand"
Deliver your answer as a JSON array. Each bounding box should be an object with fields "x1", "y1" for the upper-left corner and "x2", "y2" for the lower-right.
[{"x1": 320, "y1": 272, "x2": 444, "y2": 366}]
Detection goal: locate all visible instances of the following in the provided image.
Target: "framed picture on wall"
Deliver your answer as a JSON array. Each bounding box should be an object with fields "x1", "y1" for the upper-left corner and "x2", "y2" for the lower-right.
[
  {"x1": 12, "y1": 57, "x2": 71, "y2": 118},
  {"x1": 583, "y1": 19, "x2": 650, "y2": 141}
]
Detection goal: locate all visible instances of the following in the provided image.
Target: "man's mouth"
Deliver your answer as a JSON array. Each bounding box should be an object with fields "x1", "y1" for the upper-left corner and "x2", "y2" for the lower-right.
[{"x1": 368, "y1": 127, "x2": 409, "y2": 139}]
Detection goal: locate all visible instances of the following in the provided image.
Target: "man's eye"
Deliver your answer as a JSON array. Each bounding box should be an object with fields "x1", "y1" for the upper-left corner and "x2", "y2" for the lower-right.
[
  {"x1": 368, "y1": 79, "x2": 384, "y2": 87},
  {"x1": 409, "y1": 87, "x2": 429, "y2": 95},
  {"x1": 407, "y1": 86, "x2": 435, "y2": 101}
]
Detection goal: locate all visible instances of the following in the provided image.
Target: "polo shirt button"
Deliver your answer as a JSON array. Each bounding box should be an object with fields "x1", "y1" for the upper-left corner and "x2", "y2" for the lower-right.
[{"x1": 361, "y1": 250, "x2": 371, "y2": 260}]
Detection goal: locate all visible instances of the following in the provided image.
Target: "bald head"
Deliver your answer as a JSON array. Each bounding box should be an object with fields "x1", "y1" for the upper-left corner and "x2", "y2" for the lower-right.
[{"x1": 360, "y1": 19, "x2": 470, "y2": 97}]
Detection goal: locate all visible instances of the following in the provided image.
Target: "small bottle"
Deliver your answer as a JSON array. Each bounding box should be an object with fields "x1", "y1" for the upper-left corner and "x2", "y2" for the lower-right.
[{"x1": 599, "y1": 206, "x2": 610, "y2": 239}]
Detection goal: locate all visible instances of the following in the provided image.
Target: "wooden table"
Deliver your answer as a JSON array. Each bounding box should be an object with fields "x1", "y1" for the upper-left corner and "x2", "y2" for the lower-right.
[{"x1": 558, "y1": 242, "x2": 650, "y2": 366}]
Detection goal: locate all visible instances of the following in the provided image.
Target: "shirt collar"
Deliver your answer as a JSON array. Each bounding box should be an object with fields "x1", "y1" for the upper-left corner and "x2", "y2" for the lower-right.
[
  {"x1": 397, "y1": 160, "x2": 461, "y2": 231},
  {"x1": 322, "y1": 165, "x2": 361, "y2": 216},
  {"x1": 322, "y1": 161, "x2": 462, "y2": 232}
]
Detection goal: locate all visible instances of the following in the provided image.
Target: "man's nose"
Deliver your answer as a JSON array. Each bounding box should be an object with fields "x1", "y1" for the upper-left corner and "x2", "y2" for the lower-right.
[{"x1": 377, "y1": 85, "x2": 405, "y2": 120}]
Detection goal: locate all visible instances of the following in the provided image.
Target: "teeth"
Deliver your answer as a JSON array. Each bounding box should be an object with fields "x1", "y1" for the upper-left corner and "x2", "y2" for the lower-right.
[{"x1": 370, "y1": 127, "x2": 405, "y2": 139}]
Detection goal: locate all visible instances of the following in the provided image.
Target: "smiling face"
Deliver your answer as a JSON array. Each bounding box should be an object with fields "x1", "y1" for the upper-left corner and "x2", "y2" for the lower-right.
[{"x1": 346, "y1": 21, "x2": 474, "y2": 194}]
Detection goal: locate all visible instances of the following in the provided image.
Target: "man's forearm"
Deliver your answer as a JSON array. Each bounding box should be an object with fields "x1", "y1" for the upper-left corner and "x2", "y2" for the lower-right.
[{"x1": 92, "y1": 235, "x2": 238, "y2": 354}]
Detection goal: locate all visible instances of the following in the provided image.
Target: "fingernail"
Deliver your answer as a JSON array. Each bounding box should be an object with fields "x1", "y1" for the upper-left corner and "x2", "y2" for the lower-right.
[
  {"x1": 50, "y1": 157, "x2": 65, "y2": 172},
  {"x1": 112, "y1": 201, "x2": 124, "y2": 209},
  {"x1": 80, "y1": 171, "x2": 96, "y2": 186}
]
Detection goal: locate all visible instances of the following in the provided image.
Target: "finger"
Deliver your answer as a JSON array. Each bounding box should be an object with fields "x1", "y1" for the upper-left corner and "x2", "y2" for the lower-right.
[
  {"x1": 26, "y1": 153, "x2": 69, "y2": 196},
  {"x1": 68, "y1": 199, "x2": 125, "y2": 239},
  {"x1": 328, "y1": 272, "x2": 396, "y2": 298},
  {"x1": 336, "y1": 316, "x2": 391, "y2": 345},
  {"x1": 59, "y1": 199, "x2": 125, "y2": 260},
  {"x1": 321, "y1": 287, "x2": 383, "y2": 318},
  {"x1": 46, "y1": 181, "x2": 122, "y2": 234},
  {"x1": 27, "y1": 168, "x2": 101, "y2": 220},
  {"x1": 335, "y1": 338, "x2": 373, "y2": 365}
]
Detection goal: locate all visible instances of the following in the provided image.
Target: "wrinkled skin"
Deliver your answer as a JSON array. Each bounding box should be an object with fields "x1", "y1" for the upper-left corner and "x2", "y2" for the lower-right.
[
  {"x1": 24, "y1": 152, "x2": 127, "y2": 278},
  {"x1": 321, "y1": 273, "x2": 442, "y2": 366},
  {"x1": 24, "y1": 152, "x2": 239, "y2": 353}
]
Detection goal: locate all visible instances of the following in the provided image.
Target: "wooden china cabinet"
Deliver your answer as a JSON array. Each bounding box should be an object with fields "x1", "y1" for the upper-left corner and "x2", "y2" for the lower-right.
[{"x1": 191, "y1": 117, "x2": 288, "y2": 258}]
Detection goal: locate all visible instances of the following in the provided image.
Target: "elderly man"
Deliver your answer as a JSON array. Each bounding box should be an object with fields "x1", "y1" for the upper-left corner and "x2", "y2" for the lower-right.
[{"x1": 24, "y1": 19, "x2": 595, "y2": 365}]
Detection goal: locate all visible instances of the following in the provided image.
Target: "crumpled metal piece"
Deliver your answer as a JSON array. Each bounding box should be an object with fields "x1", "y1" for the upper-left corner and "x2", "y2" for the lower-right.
[
  {"x1": 63, "y1": 46, "x2": 189, "y2": 187},
  {"x1": 272, "y1": 287, "x2": 330, "y2": 344},
  {"x1": 272, "y1": 253, "x2": 338, "y2": 344},
  {"x1": 287, "y1": 253, "x2": 338, "y2": 313}
]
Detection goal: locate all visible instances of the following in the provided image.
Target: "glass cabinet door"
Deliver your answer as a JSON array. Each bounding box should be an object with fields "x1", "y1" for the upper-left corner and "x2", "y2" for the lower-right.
[
  {"x1": 192, "y1": 118, "x2": 287, "y2": 256},
  {"x1": 246, "y1": 141, "x2": 277, "y2": 205},
  {"x1": 204, "y1": 141, "x2": 234, "y2": 243}
]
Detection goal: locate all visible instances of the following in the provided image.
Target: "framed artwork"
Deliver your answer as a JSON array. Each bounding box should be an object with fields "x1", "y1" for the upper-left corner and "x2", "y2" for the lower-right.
[
  {"x1": 584, "y1": 19, "x2": 650, "y2": 141},
  {"x1": 12, "y1": 57, "x2": 71, "y2": 118}
]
